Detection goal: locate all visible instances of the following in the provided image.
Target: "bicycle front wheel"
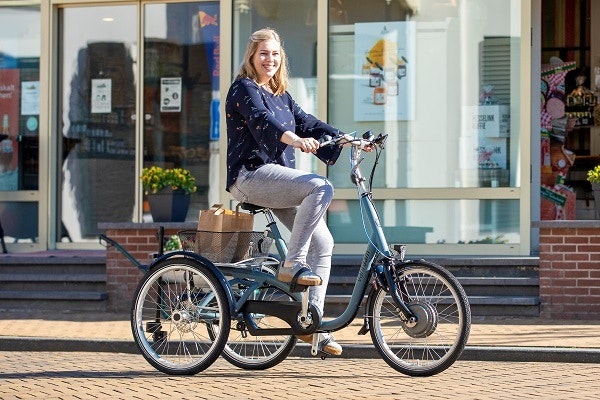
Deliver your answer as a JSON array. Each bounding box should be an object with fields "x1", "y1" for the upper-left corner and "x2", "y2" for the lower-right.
[
  {"x1": 368, "y1": 260, "x2": 470, "y2": 377},
  {"x1": 131, "y1": 258, "x2": 231, "y2": 375}
]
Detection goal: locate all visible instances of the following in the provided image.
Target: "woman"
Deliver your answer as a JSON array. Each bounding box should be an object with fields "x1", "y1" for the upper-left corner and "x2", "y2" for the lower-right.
[{"x1": 225, "y1": 28, "x2": 367, "y2": 355}]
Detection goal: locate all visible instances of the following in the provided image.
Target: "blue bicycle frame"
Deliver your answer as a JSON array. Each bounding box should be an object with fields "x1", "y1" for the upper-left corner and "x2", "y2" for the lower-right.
[{"x1": 222, "y1": 137, "x2": 403, "y2": 334}]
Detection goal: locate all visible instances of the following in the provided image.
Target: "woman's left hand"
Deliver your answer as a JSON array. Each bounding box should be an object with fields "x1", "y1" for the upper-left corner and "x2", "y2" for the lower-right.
[{"x1": 360, "y1": 140, "x2": 375, "y2": 152}]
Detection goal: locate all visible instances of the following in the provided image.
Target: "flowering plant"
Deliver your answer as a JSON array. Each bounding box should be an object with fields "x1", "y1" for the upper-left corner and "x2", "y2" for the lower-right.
[
  {"x1": 587, "y1": 165, "x2": 600, "y2": 184},
  {"x1": 163, "y1": 235, "x2": 182, "y2": 251},
  {"x1": 141, "y1": 166, "x2": 197, "y2": 195}
]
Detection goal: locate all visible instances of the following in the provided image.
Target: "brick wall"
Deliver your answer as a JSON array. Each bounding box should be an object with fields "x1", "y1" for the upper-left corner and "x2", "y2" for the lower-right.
[
  {"x1": 100, "y1": 222, "x2": 195, "y2": 312},
  {"x1": 103, "y1": 221, "x2": 600, "y2": 318},
  {"x1": 537, "y1": 221, "x2": 600, "y2": 319}
]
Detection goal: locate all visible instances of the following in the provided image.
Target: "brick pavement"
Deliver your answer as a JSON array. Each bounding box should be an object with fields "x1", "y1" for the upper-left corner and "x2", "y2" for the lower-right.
[
  {"x1": 0, "y1": 312, "x2": 599, "y2": 348},
  {"x1": 1, "y1": 352, "x2": 600, "y2": 399}
]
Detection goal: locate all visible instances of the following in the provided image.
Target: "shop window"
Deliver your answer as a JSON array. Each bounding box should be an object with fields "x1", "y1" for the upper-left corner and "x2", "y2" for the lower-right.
[
  {"x1": 232, "y1": 0, "x2": 319, "y2": 172},
  {"x1": 329, "y1": 199, "x2": 519, "y2": 245},
  {"x1": 57, "y1": 5, "x2": 137, "y2": 242},
  {"x1": 143, "y1": 2, "x2": 220, "y2": 221},
  {"x1": 327, "y1": 0, "x2": 522, "y2": 246},
  {"x1": 0, "y1": 5, "x2": 40, "y2": 191}
]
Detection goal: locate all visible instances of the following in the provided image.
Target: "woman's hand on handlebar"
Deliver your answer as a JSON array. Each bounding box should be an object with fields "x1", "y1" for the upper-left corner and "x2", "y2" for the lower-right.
[
  {"x1": 281, "y1": 131, "x2": 320, "y2": 153},
  {"x1": 342, "y1": 134, "x2": 375, "y2": 152}
]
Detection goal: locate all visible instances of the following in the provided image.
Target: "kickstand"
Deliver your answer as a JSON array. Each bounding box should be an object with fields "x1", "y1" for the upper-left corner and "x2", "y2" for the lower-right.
[{"x1": 357, "y1": 316, "x2": 370, "y2": 335}]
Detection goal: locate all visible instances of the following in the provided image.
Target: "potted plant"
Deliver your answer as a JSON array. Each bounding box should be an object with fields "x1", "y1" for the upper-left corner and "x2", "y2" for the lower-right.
[
  {"x1": 141, "y1": 166, "x2": 197, "y2": 222},
  {"x1": 586, "y1": 165, "x2": 600, "y2": 219},
  {"x1": 163, "y1": 234, "x2": 182, "y2": 252}
]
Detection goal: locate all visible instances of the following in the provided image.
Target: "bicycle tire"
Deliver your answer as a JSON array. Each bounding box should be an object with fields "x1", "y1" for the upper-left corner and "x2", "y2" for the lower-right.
[
  {"x1": 368, "y1": 259, "x2": 471, "y2": 377},
  {"x1": 131, "y1": 257, "x2": 231, "y2": 375},
  {"x1": 209, "y1": 281, "x2": 297, "y2": 370}
]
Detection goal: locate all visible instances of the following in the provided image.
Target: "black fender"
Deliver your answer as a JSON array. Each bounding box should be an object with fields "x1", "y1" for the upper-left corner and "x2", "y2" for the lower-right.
[{"x1": 148, "y1": 250, "x2": 237, "y2": 317}]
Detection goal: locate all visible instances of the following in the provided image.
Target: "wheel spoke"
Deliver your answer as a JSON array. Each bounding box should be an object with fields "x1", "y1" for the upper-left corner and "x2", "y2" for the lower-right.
[
  {"x1": 131, "y1": 259, "x2": 230, "y2": 375},
  {"x1": 369, "y1": 261, "x2": 470, "y2": 377}
]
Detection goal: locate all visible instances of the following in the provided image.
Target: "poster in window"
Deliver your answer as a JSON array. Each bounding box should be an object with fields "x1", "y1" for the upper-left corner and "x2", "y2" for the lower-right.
[
  {"x1": 160, "y1": 77, "x2": 182, "y2": 112},
  {"x1": 0, "y1": 69, "x2": 20, "y2": 190},
  {"x1": 354, "y1": 22, "x2": 416, "y2": 121},
  {"x1": 91, "y1": 79, "x2": 112, "y2": 114},
  {"x1": 21, "y1": 81, "x2": 40, "y2": 116}
]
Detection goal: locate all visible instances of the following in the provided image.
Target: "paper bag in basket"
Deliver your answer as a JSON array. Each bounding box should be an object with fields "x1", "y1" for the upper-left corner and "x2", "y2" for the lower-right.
[{"x1": 195, "y1": 204, "x2": 254, "y2": 262}]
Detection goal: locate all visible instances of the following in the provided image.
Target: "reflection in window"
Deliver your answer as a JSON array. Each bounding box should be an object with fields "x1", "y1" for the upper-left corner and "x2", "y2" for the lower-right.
[
  {"x1": 329, "y1": 199, "x2": 519, "y2": 245},
  {"x1": 58, "y1": 6, "x2": 137, "y2": 241},
  {"x1": 0, "y1": 201, "x2": 38, "y2": 243},
  {"x1": 143, "y1": 2, "x2": 220, "y2": 220},
  {"x1": 233, "y1": 0, "x2": 319, "y2": 172},
  {"x1": 0, "y1": 5, "x2": 40, "y2": 191},
  {"x1": 328, "y1": 0, "x2": 520, "y2": 190}
]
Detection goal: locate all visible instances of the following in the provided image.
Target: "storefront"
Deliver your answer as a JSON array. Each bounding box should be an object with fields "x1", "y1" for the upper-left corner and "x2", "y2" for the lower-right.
[{"x1": 0, "y1": 0, "x2": 580, "y2": 258}]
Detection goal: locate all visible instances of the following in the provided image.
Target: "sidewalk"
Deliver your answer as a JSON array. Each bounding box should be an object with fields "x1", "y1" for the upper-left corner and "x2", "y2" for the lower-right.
[{"x1": 0, "y1": 311, "x2": 599, "y2": 362}]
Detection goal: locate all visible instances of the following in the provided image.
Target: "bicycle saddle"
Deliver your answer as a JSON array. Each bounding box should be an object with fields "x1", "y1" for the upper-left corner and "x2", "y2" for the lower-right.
[{"x1": 239, "y1": 203, "x2": 266, "y2": 213}]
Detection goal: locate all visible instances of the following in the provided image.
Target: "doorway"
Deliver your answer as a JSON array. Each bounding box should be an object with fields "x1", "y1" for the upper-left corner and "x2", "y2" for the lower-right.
[{"x1": 55, "y1": 1, "x2": 220, "y2": 245}]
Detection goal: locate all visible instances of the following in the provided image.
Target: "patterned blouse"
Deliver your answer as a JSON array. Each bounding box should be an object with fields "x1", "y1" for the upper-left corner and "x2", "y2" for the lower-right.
[{"x1": 225, "y1": 77, "x2": 343, "y2": 191}]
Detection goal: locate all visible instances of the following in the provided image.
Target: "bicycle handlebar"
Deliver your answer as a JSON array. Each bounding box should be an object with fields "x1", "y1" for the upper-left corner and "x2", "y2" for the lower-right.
[{"x1": 319, "y1": 131, "x2": 388, "y2": 149}]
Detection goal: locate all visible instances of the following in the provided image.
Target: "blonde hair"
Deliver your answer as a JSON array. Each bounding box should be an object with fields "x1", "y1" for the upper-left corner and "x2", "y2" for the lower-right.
[{"x1": 237, "y1": 28, "x2": 289, "y2": 95}]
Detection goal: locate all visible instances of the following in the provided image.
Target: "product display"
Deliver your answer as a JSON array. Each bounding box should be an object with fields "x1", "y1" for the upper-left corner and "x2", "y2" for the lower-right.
[{"x1": 540, "y1": 59, "x2": 577, "y2": 219}]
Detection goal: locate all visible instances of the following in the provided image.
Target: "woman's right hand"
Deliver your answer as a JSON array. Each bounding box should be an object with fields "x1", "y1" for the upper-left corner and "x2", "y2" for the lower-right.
[
  {"x1": 281, "y1": 131, "x2": 320, "y2": 153},
  {"x1": 292, "y1": 137, "x2": 320, "y2": 153}
]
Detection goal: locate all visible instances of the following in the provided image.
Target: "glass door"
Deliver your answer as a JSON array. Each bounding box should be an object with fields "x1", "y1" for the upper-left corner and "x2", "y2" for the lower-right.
[
  {"x1": 0, "y1": 2, "x2": 41, "y2": 251},
  {"x1": 57, "y1": 4, "x2": 137, "y2": 243},
  {"x1": 142, "y1": 1, "x2": 221, "y2": 221},
  {"x1": 55, "y1": 1, "x2": 221, "y2": 245}
]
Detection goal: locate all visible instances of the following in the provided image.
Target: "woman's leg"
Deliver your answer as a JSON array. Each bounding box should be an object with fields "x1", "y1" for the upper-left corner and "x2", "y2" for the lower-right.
[
  {"x1": 230, "y1": 164, "x2": 340, "y2": 353},
  {"x1": 274, "y1": 208, "x2": 333, "y2": 315},
  {"x1": 230, "y1": 164, "x2": 334, "y2": 268}
]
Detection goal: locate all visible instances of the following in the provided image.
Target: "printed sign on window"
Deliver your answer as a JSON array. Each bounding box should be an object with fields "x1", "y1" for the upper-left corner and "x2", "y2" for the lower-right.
[
  {"x1": 354, "y1": 22, "x2": 416, "y2": 121},
  {"x1": 91, "y1": 79, "x2": 112, "y2": 114},
  {"x1": 21, "y1": 81, "x2": 40, "y2": 116},
  {"x1": 160, "y1": 77, "x2": 182, "y2": 112}
]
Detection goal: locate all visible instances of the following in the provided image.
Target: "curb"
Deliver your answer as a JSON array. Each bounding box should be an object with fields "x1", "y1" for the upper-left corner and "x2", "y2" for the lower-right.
[{"x1": 3, "y1": 337, "x2": 600, "y2": 363}]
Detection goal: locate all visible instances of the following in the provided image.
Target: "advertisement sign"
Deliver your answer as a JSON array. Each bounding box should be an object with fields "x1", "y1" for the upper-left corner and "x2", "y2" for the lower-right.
[
  {"x1": 354, "y1": 22, "x2": 416, "y2": 121},
  {"x1": 197, "y1": 3, "x2": 220, "y2": 139},
  {"x1": 0, "y1": 69, "x2": 20, "y2": 189},
  {"x1": 464, "y1": 105, "x2": 510, "y2": 137}
]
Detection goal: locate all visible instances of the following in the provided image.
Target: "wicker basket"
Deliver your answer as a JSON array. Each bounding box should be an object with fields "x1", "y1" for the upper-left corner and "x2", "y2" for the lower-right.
[{"x1": 178, "y1": 230, "x2": 273, "y2": 263}]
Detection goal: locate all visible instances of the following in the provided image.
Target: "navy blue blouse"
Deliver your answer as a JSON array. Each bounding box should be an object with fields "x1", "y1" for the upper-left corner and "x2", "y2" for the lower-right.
[{"x1": 225, "y1": 77, "x2": 343, "y2": 191}]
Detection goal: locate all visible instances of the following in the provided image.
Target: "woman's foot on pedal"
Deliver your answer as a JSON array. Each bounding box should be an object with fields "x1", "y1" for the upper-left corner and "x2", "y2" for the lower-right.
[
  {"x1": 296, "y1": 333, "x2": 342, "y2": 356},
  {"x1": 277, "y1": 261, "x2": 322, "y2": 286}
]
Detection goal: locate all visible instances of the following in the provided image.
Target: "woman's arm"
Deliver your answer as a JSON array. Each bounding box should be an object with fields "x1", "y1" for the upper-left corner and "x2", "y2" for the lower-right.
[{"x1": 227, "y1": 79, "x2": 288, "y2": 156}]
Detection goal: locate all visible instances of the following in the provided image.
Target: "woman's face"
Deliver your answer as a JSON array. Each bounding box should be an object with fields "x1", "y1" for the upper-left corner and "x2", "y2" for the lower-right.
[{"x1": 251, "y1": 38, "x2": 281, "y2": 85}]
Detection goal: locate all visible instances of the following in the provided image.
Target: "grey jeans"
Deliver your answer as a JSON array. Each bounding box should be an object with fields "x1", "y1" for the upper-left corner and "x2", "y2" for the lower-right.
[{"x1": 228, "y1": 163, "x2": 334, "y2": 314}]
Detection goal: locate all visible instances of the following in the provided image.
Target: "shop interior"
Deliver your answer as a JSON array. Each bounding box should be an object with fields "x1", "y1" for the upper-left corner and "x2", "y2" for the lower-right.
[{"x1": 540, "y1": 0, "x2": 600, "y2": 220}]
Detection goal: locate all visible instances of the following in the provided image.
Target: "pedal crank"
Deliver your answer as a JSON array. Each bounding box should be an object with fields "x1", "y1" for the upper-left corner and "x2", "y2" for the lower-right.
[
  {"x1": 298, "y1": 290, "x2": 313, "y2": 329},
  {"x1": 242, "y1": 299, "x2": 321, "y2": 336}
]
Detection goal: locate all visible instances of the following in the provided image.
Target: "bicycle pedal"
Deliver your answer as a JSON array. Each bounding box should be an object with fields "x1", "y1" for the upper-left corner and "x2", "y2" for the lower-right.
[{"x1": 310, "y1": 346, "x2": 330, "y2": 359}]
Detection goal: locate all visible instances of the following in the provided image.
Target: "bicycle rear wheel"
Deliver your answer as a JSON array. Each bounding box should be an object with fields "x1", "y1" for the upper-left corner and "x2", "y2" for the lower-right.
[
  {"x1": 211, "y1": 281, "x2": 296, "y2": 370},
  {"x1": 131, "y1": 258, "x2": 231, "y2": 375},
  {"x1": 368, "y1": 259, "x2": 470, "y2": 377}
]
